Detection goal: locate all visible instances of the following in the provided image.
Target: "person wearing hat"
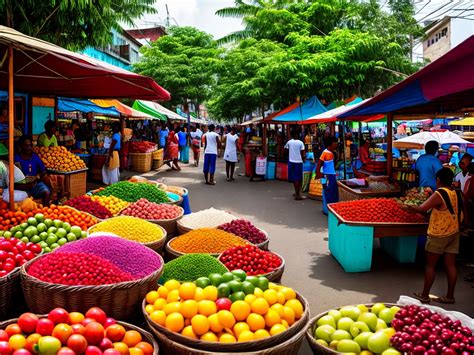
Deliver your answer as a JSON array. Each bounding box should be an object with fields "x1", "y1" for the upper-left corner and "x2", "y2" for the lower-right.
[{"x1": 37, "y1": 120, "x2": 58, "y2": 147}]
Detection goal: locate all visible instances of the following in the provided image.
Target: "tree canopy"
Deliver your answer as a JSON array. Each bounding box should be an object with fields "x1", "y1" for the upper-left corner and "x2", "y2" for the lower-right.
[{"x1": 0, "y1": 0, "x2": 156, "y2": 50}]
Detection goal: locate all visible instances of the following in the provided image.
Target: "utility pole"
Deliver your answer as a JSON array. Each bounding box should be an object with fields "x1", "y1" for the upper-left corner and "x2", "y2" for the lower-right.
[{"x1": 165, "y1": 4, "x2": 170, "y2": 28}]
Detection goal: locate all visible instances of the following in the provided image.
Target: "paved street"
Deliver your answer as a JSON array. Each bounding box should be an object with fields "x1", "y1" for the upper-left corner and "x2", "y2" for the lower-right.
[{"x1": 135, "y1": 158, "x2": 473, "y2": 353}]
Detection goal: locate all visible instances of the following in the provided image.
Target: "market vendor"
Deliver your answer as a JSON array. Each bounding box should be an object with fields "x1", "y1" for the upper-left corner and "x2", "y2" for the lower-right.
[
  {"x1": 14, "y1": 135, "x2": 52, "y2": 206},
  {"x1": 415, "y1": 140, "x2": 443, "y2": 191},
  {"x1": 102, "y1": 123, "x2": 121, "y2": 185},
  {"x1": 37, "y1": 120, "x2": 58, "y2": 147},
  {"x1": 316, "y1": 137, "x2": 339, "y2": 214},
  {"x1": 359, "y1": 140, "x2": 371, "y2": 166},
  {"x1": 454, "y1": 153, "x2": 473, "y2": 192}
]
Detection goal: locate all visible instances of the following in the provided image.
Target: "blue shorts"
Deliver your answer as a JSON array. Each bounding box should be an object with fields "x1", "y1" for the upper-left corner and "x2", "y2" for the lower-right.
[
  {"x1": 203, "y1": 154, "x2": 217, "y2": 174},
  {"x1": 29, "y1": 182, "x2": 51, "y2": 198},
  {"x1": 288, "y1": 162, "x2": 303, "y2": 182}
]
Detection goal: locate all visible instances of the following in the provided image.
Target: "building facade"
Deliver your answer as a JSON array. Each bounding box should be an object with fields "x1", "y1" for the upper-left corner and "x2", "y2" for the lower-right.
[{"x1": 126, "y1": 26, "x2": 166, "y2": 45}]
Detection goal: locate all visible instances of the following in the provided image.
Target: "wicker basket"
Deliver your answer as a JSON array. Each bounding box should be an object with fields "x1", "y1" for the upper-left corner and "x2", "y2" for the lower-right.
[
  {"x1": 152, "y1": 149, "x2": 163, "y2": 160},
  {"x1": 143, "y1": 207, "x2": 184, "y2": 237},
  {"x1": 129, "y1": 152, "x2": 153, "y2": 173},
  {"x1": 152, "y1": 159, "x2": 164, "y2": 170},
  {"x1": 0, "y1": 268, "x2": 21, "y2": 319},
  {"x1": 143, "y1": 291, "x2": 309, "y2": 353},
  {"x1": 306, "y1": 303, "x2": 399, "y2": 354},
  {"x1": 0, "y1": 317, "x2": 159, "y2": 355},
  {"x1": 20, "y1": 254, "x2": 164, "y2": 320}
]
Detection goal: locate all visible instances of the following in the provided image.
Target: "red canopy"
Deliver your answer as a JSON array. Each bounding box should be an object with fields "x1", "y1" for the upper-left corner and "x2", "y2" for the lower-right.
[{"x1": 0, "y1": 26, "x2": 170, "y2": 100}]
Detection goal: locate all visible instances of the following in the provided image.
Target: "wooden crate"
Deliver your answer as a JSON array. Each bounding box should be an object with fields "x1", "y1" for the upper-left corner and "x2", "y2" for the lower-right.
[
  {"x1": 337, "y1": 180, "x2": 401, "y2": 201},
  {"x1": 129, "y1": 152, "x2": 152, "y2": 173},
  {"x1": 64, "y1": 170, "x2": 87, "y2": 199}
]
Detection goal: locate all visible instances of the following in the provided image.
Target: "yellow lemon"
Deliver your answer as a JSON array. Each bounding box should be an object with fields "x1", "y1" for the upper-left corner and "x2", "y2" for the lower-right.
[
  {"x1": 264, "y1": 309, "x2": 281, "y2": 327},
  {"x1": 208, "y1": 314, "x2": 224, "y2": 333},
  {"x1": 153, "y1": 298, "x2": 167, "y2": 311},
  {"x1": 279, "y1": 287, "x2": 296, "y2": 300},
  {"x1": 281, "y1": 319, "x2": 289, "y2": 328},
  {"x1": 217, "y1": 310, "x2": 236, "y2": 329},
  {"x1": 181, "y1": 300, "x2": 199, "y2": 319},
  {"x1": 230, "y1": 301, "x2": 251, "y2": 321},
  {"x1": 163, "y1": 301, "x2": 181, "y2": 315},
  {"x1": 251, "y1": 298, "x2": 269, "y2": 315},
  {"x1": 285, "y1": 299, "x2": 304, "y2": 319},
  {"x1": 179, "y1": 282, "x2": 196, "y2": 300},
  {"x1": 145, "y1": 291, "x2": 159, "y2": 304},
  {"x1": 233, "y1": 322, "x2": 250, "y2": 338},
  {"x1": 253, "y1": 288, "x2": 264, "y2": 298},
  {"x1": 150, "y1": 310, "x2": 166, "y2": 326},
  {"x1": 246, "y1": 313, "x2": 265, "y2": 332},
  {"x1": 238, "y1": 330, "x2": 255, "y2": 342},
  {"x1": 191, "y1": 314, "x2": 210, "y2": 336},
  {"x1": 144, "y1": 304, "x2": 154, "y2": 314},
  {"x1": 276, "y1": 292, "x2": 286, "y2": 305},
  {"x1": 263, "y1": 289, "x2": 278, "y2": 305},
  {"x1": 164, "y1": 279, "x2": 180, "y2": 291},
  {"x1": 200, "y1": 332, "x2": 218, "y2": 342},
  {"x1": 254, "y1": 329, "x2": 271, "y2": 339},
  {"x1": 203, "y1": 286, "x2": 218, "y2": 301},
  {"x1": 270, "y1": 303, "x2": 284, "y2": 317},
  {"x1": 269, "y1": 324, "x2": 287, "y2": 336},
  {"x1": 281, "y1": 306, "x2": 295, "y2": 325},
  {"x1": 167, "y1": 289, "x2": 180, "y2": 302},
  {"x1": 194, "y1": 287, "x2": 206, "y2": 302},
  {"x1": 244, "y1": 294, "x2": 257, "y2": 305},
  {"x1": 268, "y1": 282, "x2": 280, "y2": 291},
  {"x1": 219, "y1": 334, "x2": 236, "y2": 343},
  {"x1": 181, "y1": 325, "x2": 198, "y2": 339},
  {"x1": 198, "y1": 300, "x2": 217, "y2": 317},
  {"x1": 165, "y1": 312, "x2": 184, "y2": 332}
]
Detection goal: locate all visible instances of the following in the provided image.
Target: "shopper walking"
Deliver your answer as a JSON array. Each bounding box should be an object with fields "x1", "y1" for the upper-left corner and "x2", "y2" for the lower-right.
[
  {"x1": 166, "y1": 131, "x2": 181, "y2": 171},
  {"x1": 177, "y1": 126, "x2": 188, "y2": 163},
  {"x1": 190, "y1": 126, "x2": 202, "y2": 167},
  {"x1": 285, "y1": 131, "x2": 305, "y2": 200},
  {"x1": 102, "y1": 123, "x2": 121, "y2": 185},
  {"x1": 159, "y1": 123, "x2": 169, "y2": 150},
  {"x1": 316, "y1": 137, "x2": 339, "y2": 214},
  {"x1": 416, "y1": 140, "x2": 443, "y2": 191},
  {"x1": 223, "y1": 127, "x2": 239, "y2": 181},
  {"x1": 203, "y1": 124, "x2": 220, "y2": 185}
]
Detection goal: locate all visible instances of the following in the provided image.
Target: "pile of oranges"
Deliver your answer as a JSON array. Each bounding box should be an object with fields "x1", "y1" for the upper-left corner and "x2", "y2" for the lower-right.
[
  {"x1": 32, "y1": 205, "x2": 98, "y2": 231},
  {"x1": 34, "y1": 146, "x2": 86, "y2": 172},
  {"x1": 0, "y1": 209, "x2": 29, "y2": 231}
]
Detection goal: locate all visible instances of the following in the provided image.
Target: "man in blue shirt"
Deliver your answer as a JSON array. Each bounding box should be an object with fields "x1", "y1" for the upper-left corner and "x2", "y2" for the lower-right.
[
  {"x1": 416, "y1": 140, "x2": 443, "y2": 191},
  {"x1": 159, "y1": 123, "x2": 169, "y2": 149},
  {"x1": 14, "y1": 135, "x2": 52, "y2": 205}
]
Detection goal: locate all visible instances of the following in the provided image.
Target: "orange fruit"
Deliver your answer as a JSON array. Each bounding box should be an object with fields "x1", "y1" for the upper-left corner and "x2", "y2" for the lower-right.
[
  {"x1": 122, "y1": 330, "x2": 142, "y2": 347},
  {"x1": 146, "y1": 291, "x2": 159, "y2": 304},
  {"x1": 180, "y1": 300, "x2": 198, "y2": 319},
  {"x1": 217, "y1": 310, "x2": 235, "y2": 329},
  {"x1": 279, "y1": 287, "x2": 296, "y2": 300},
  {"x1": 203, "y1": 286, "x2": 218, "y2": 301},
  {"x1": 113, "y1": 342, "x2": 129, "y2": 355},
  {"x1": 129, "y1": 348, "x2": 144, "y2": 355},
  {"x1": 200, "y1": 332, "x2": 218, "y2": 342},
  {"x1": 233, "y1": 322, "x2": 250, "y2": 338},
  {"x1": 285, "y1": 299, "x2": 303, "y2": 319},
  {"x1": 250, "y1": 298, "x2": 269, "y2": 315},
  {"x1": 153, "y1": 298, "x2": 167, "y2": 311},
  {"x1": 246, "y1": 313, "x2": 265, "y2": 332},
  {"x1": 191, "y1": 315, "x2": 210, "y2": 336},
  {"x1": 165, "y1": 313, "x2": 184, "y2": 332},
  {"x1": 145, "y1": 305, "x2": 154, "y2": 314},
  {"x1": 194, "y1": 287, "x2": 206, "y2": 302},
  {"x1": 198, "y1": 300, "x2": 217, "y2": 317},
  {"x1": 270, "y1": 324, "x2": 287, "y2": 336},
  {"x1": 219, "y1": 334, "x2": 236, "y2": 343},
  {"x1": 181, "y1": 325, "x2": 198, "y2": 339},
  {"x1": 208, "y1": 314, "x2": 223, "y2": 333},
  {"x1": 179, "y1": 282, "x2": 196, "y2": 300},
  {"x1": 164, "y1": 280, "x2": 180, "y2": 291},
  {"x1": 281, "y1": 306, "x2": 295, "y2": 325},
  {"x1": 238, "y1": 330, "x2": 255, "y2": 342},
  {"x1": 230, "y1": 301, "x2": 250, "y2": 321},
  {"x1": 163, "y1": 301, "x2": 181, "y2": 315},
  {"x1": 264, "y1": 309, "x2": 281, "y2": 327},
  {"x1": 135, "y1": 342, "x2": 154, "y2": 355},
  {"x1": 254, "y1": 329, "x2": 271, "y2": 339},
  {"x1": 270, "y1": 304, "x2": 284, "y2": 317}
]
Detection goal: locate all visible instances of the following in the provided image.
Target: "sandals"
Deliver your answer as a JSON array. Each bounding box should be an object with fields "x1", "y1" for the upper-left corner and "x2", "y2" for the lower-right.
[
  {"x1": 433, "y1": 296, "x2": 455, "y2": 304},
  {"x1": 413, "y1": 292, "x2": 431, "y2": 304}
]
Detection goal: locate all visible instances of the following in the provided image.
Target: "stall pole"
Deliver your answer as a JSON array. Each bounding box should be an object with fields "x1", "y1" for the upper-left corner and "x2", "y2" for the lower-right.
[
  {"x1": 8, "y1": 45, "x2": 15, "y2": 210},
  {"x1": 340, "y1": 122, "x2": 346, "y2": 180},
  {"x1": 387, "y1": 112, "x2": 393, "y2": 178},
  {"x1": 262, "y1": 123, "x2": 267, "y2": 156}
]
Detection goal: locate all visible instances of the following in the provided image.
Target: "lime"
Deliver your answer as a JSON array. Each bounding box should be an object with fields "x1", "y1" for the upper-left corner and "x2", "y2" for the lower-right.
[
  {"x1": 24, "y1": 226, "x2": 38, "y2": 238},
  {"x1": 39, "y1": 232, "x2": 48, "y2": 240},
  {"x1": 66, "y1": 233, "x2": 77, "y2": 242},
  {"x1": 20, "y1": 237, "x2": 29, "y2": 243},
  {"x1": 46, "y1": 235, "x2": 58, "y2": 245},
  {"x1": 44, "y1": 247, "x2": 51, "y2": 253},
  {"x1": 20, "y1": 223, "x2": 28, "y2": 230},
  {"x1": 27, "y1": 217, "x2": 38, "y2": 226},
  {"x1": 50, "y1": 243, "x2": 60, "y2": 250},
  {"x1": 221, "y1": 272, "x2": 235, "y2": 283},
  {"x1": 56, "y1": 228, "x2": 67, "y2": 239},
  {"x1": 70, "y1": 226, "x2": 82, "y2": 238},
  {"x1": 36, "y1": 223, "x2": 47, "y2": 233},
  {"x1": 3, "y1": 231, "x2": 12, "y2": 239},
  {"x1": 47, "y1": 226, "x2": 57, "y2": 234},
  {"x1": 242, "y1": 281, "x2": 255, "y2": 295},
  {"x1": 217, "y1": 283, "x2": 231, "y2": 298},
  {"x1": 195, "y1": 277, "x2": 211, "y2": 288},
  {"x1": 228, "y1": 280, "x2": 243, "y2": 293},
  {"x1": 44, "y1": 219, "x2": 53, "y2": 228},
  {"x1": 209, "y1": 273, "x2": 224, "y2": 286},
  {"x1": 229, "y1": 292, "x2": 246, "y2": 302},
  {"x1": 10, "y1": 226, "x2": 19, "y2": 234},
  {"x1": 34, "y1": 213, "x2": 44, "y2": 223},
  {"x1": 39, "y1": 241, "x2": 48, "y2": 248},
  {"x1": 258, "y1": 277, "x2": 269, "y2": 291},
  {"x1": 14, "y1": 231, "x2": 23, "y2": 239},
  {"x1": 246, "y1": 276, "x2": 260, "y2": 287},
  {"x1": 53, "y1": 219, "x2": 63, "y2": 228},
  {"x1": 80, "y1": 231, "x2": 87, "y2": 239},
  {"x1": 30, "y1": 236, "x2": 41, "y2": 244},
  {"x1": 58, "y1": 238, "x2": 68, "y2": 246},
  {"x1": 62, "y1": 222, "x2": 71, "y2": 233},
  {"x1": 231, "y1": 270, "x2": 247, "y2": 282}
]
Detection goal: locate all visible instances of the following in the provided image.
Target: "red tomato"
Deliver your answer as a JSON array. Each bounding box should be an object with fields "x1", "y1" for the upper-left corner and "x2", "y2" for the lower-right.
[
  {"x1": 0, "y1": 341, "x2": 12, "y2": 355},
  {"x1": 103, "y1": 350, "x2": 120, "y2": 355},
  {"x1": 0, "y1": 330, "x2": 8, "y2": 342},
  {"x1": 48, "y1": 308, "x2": 70, "y2": 325},
  {"x1": 103, "y1": 318, "x2": 116, "y2": 328},
  {"x1": 35, "y1": 318, "x2": 55, "y2": 336},
  {"x1": 85, "y1": 308, "x2": 107, "y2": 325},
  {"x1": 69, "y1": 312, "x2": 85, "y2": 325},
  {"x1": 99, "y1": 338, "x2": 113, "y2": 351},
  {"x1": 18, "y1": 313, "x2": 39, "y2": 334},
  {"x1": 5, "y1": 324, "x2": 22, "y2": 337},
  {"x1": 71, "y1": 324, "x2": 86, "y2": 335},
  {"x1": 67, "y1": 334, "x2": 88, "y2": 354},
  {"x1": 57, "y1": 347, "x2": 75, "y2": 355},
  {"x1": 84, "y1": 322, "x2": 104, "y2": 346},
  {"x1": 13, "y1": 349, "x2": 31, "y2": 355},
  {"x1": 24, "y1": 333, "x2": 41, "y2": 353},
  {"x1": 135, "y1": 342, "x2": 153, "y2": 355},
  {"x1": 52, "y1": 324, "x2": 73, "y2": 345},
  {"x1": 105, "y1": 325, "x2": 126, "y2": 343},
  {"x1": 85, "y1": 346, "x2": 103, "y2": 355}
]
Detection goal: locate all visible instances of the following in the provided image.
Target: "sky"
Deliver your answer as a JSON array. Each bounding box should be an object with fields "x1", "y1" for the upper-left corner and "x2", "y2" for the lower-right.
[{"x1": 131, "y1": 0, "x2": 244, "y2": 39}]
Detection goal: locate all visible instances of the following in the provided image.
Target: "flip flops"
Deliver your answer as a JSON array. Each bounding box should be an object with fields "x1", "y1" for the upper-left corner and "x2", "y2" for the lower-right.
[
  {"x1": 433, "y1": 296, "x2": 455, "y2": 304},
  {"x1": 413, "y1": 292, "x2": 431, "y2": 304}
]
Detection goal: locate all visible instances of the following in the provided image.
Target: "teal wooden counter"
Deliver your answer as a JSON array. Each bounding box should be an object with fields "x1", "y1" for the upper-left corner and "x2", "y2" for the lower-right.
[{"x1": 327, "y1": 205, "x2": 427, "y2": 272}]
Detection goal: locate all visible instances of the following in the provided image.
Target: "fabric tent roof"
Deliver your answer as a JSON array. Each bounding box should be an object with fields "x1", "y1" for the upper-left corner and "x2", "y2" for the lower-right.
[
  {"x1": 271, "y1": 96, "x2": 327, "y2": 123},
  {"x1": 91, "y1": 99, "x2": 154, "y2": 120},
  {"x1": 0, "y1": 26, "x2": 170, "y2": 100},
  {"x1": 393, "y1": 131, "x2": 470, "y2": 149},
  {"x1": 132, "y1": 100, "x2": 167, "y2": 121},
  {"x1": 448, "y1": 117, "x2": 474, "y2": 127},
  {"x1": 265, "y1": 101, "x2": 301, "y2": 121},
  {"x1": 240, "y1": 117, "x2": 263, "y2": 126},
  {"x1": 133, "y1": 100, "x2": 207, "y2": 124},
  {"x1": 340, "y1": 36, "x2": 474, "y2": 120},
  {"x1": 58, "y1": 98, "x2": 120, "y2": 116}
]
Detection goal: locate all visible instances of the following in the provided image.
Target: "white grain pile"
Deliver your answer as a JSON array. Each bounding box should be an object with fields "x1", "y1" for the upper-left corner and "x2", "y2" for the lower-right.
[{"x1": 179, "y1": 208, "x2": 237, "y2": 229}]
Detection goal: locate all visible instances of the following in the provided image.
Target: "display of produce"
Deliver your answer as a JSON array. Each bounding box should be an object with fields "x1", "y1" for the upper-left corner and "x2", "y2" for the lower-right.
[
  {"x1": 90, "y1": 196, "x2": 130, "y2": 216},
  {"x1": 219, "y1": 245, "x2": 282, "y2": 276},
  {"x1": 120, "y1": 199, "x2": 182, "y2": 220},
  {"x1": 89, "y1": 216, "x2": 165, "y2": 244},
  {"x1": 169, "y1": 229, "x2": 248, "y2": 254},
  {"x1": 144, "y1": 270, "x2": 304, "y2": 343},
  {"x1": 0, "y1": 209, "x2": 30, "y2": 231},
  {"x1": 312, "y1": 303, "x2": 399, "y2": 354},
  {"x1": 95, "y1": 182, "x2": 169, "y2": 204},
  {"x1": 56, "y1": 236, "x2": 163, "y2": 279},
  {"x1": 160, "y1": 254, "x2": 229, "y2": 283},
  {"x1": 27, "y1": 252, "x2": 135, "y2": 285},
  {"x1": 64, "y1": 196, "x2": 113, "y2": 219},
  {"x1": 0, "y1": 307, "x2": 155, "y2": 354},
  {"x1": 331, "y1": 198, "x2": 426, "y2": 223},
  {"x1": 33, "y1": 146, "x2": 86, "y2": 172},
  {"x1": 32, "y1": 205, "x2": 98, "y2": 231},
  {"x1": 390, "y1": 304, "x2": 473, "y2": 354},
  {"x1": 165, "y1": 186, "x2": 186, "y2": 196},
  {"x1": 3, "y1": 213, "x2": 86, "y2": 253},
  {"x1": 178, "y1": 208, "x2": 236, "y2": 230},
  {"x1": 0, "y1": 237, "x2": 42, "y2": 277},
  {"x1": 218, "y1": 219, "x2": 267, "y2": 245},
  {"x1": 398, "y1": 187, "x2": 432, "y2": 206},
  {"x1": 129, "y1": 141, "x2": 157, "y2": 153}
]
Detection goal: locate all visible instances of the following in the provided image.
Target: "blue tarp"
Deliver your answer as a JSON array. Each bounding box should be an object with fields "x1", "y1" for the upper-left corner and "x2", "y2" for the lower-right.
[
  {"x1": 272, "y1": 96, "x2": 327, "y2": 122},
  {"x1": 58, "y1": 98, "x2": 120, "y2": 116}
]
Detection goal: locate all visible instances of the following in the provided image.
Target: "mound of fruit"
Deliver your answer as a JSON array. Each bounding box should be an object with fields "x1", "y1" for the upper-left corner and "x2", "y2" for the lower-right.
[
  {"x1": 33, "y1": 146, "x2": 86, "y2": 172},
  {"x1": 144, "y1": 270, "x2": 305, "y2": 343},
  {"x1": 0, "y1": 307, "x2": 155, "y2": 355},
  {"x1": 219, "y1": 245, "x2": 282, "y2": 276},
  {"x1": 90, "y1": 196, "x2": 130, "y2": 216},
  {"x1": 390, "y1": 304, "x2": 473, "y2": 354},
  {"x1": 65, "y1": 196, "x2": 112, "y2": 220},
  {"x1": 0, "y1": 237, "x2": 42, "y2": 277},
  {"x1": 95, "y1": 182, "x2": 169, "y2": 204},
  {"x1": 218, "y1": 219, "x2": 267, "y2": 245},
  {"x1": 2, "y1": 213, "x2": 86, "y2": 253},
  {"x1": 33, "y1": 205, "x2": 98, "y2": 231},
  {"x1": 398, "y1": 187, "x2": 432, "y2": 206},
  {"x1": 331, "y1": 198, "x2": 426, "y2": 224},
  {"x1": 313, "y1": 303, "x2": 399, "y2": 354},
  {"x1": 120, "y1": 199, "x2": 183, "y2": 220},
  {"x1": 1, "y1": 210, "x2": 30, "y2": 232}
]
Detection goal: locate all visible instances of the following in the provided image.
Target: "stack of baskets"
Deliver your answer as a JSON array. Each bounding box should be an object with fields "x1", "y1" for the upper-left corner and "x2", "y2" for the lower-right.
[
  {"x1": 129, "y1": 152, "x2": 153, "y2": 173},
  {"x1": 152, "y1": 149, "x2": 164, "y2": 170}
]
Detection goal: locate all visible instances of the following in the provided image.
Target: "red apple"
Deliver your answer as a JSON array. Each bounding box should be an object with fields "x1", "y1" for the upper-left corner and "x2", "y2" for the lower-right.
[
  {"x1": 0, "y1": 330, "x2": 8, "y2": 342},
  {"x1": 85, "y1": 346, "x2": 103, "y2": 355},
  {"x1": 103, "y1": 350, "x2": 121, "y2": 355},
  {"x1": 18, "y1": 313, "x2": 38, "y2": 334},
  {"x1": 71, "y1": 324, "x2": 86, "y2": 335},
  {"x1": 103, "y1": 318, "x2": 116, "y2": 328},
  {"x1": 48, "y1": 308, "x2": 69, "y2": 325},
  {"x1": 85, "y1": 308, "x2": 107, "y2": 325},
  {"x1": 215, "y1": 298, "x2": 232, "y2": 311},
  {"x1": 57, "y1": 347, "x2": 76, "y2": 355},
  {"x1": 67, "y1": 334, "x2": 88, "y2": 354},
  {"x1": 99, "y1": 338, "x2": 113, "y2": 351},
  {"x1": 36, "y1": 319, "x2": 55, "y2": 336},
  {"x1": 0, "y1": 341, "x2": 11, "y2": 355}
]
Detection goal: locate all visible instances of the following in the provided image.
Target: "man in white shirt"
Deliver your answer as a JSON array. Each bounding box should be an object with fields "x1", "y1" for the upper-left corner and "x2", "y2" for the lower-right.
[
  {"x1": 285, "y1": 130, "x2": 305, "y2": 200},
  {"x1": 203, "y1": 124, "x2": 221, "y2": 185},
  {"x1": 455, "y1": 153, "x2": 473, "y2": 191}
]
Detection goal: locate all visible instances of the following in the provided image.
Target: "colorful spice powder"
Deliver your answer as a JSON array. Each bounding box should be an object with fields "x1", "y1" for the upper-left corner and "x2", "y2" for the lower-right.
[
  {"x1": 89, "y1": 216, "x2": 165, "y2": 243},
  {"x1": 160, "y1": 254, "x2": 228, "y2": 283},
  {"x1": 178, "y1": 208, "x2": 236, "y2": 229},
  {"x1": 95, "y1": 181, "x2": 170, "y2": 204},
  {"x1": 57, "y1": 236, "x2": 163, "y2": 278},
  {"x1": 169, "y1": 228, "x2": 248, "y2": 254}
]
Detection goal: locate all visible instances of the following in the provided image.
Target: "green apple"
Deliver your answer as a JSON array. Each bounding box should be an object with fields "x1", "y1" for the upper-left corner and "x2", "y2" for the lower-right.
[
  {"x1": 328, "y1": 309, "x2": 342, "y2": 322},
  {"x1": 357, "y1": 304, "x2": 369, "y2": 313},
  {"x1": 370, "y1": 303, "x2": 386, "y2": 316},
  {"x1": 382, "y1": 347, "x2": 402, "y2": 355},
  {"x1": 358, "y1": 312, "x2": 378, "y2": 331},
  {"x1": 375, "y1": 319, "x2": 387, "y2": 331},
  {"x1": 354, "y1": 332, "x2": 373, "y2": 350},
  {"x1": 367, "y1": 331, "x2": 390, "y2": 354},
  {"x1": 314, "y1": 325, "x2": 335, "y2": 343},
  {"x1": 331, "y1": 330, "x2": 351, "y2": 341},
  {"x1": 340, "y1": 306, "x2": 362, "y2": 321},
  {"x1": 337, "y1": 317, "x2": 354, "y2": 332},
  {"x1": 350, "y1": 321, "x2": 371, "y2": 337},
  {"x1": 317, "y1": 315, "x2": 337, "y2": 329},
  {"x1": 329, "y1": 340, "x2": 339, "y2": 350},
  {"x1": 337, "y1": 339, "x2": 361, "y2": 353},
  {"x1": 379, "y1": 308, "x2": 394, "y2": 324},
  {"x1": 315, "y1": 339, "x2": 328, "y2": 347}
]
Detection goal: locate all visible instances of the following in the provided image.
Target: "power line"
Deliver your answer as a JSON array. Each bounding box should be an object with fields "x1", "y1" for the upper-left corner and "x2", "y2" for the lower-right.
[
  {"x1": 415, "y1": 0, "x2": 431, "y2": 15},
  {"x1": 418, "y1": 1, "x2": 461, "y2": 22}
]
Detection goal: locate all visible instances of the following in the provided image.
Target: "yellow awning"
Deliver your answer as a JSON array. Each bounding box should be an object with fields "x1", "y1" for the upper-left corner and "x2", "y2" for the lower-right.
[{"x1": 448, "y1": 117, "x2": 474, "y2": 126}]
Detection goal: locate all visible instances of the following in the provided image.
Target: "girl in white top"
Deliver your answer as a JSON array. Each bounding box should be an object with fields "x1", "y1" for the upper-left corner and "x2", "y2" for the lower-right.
[{"x1": 223, "y1": 127, "x2": 239, "y2": 181}]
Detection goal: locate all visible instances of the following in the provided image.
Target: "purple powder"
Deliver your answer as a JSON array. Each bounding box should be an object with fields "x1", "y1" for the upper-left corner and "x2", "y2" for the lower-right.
[{"x1": 56, "y1": 236, "x2": 163, "y2": 278}]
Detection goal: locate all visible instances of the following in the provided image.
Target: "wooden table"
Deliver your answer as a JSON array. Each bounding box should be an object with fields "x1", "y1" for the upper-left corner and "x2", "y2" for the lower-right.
[{"x1": 327, "y1": 204, "x2": 427, "y2": 272}]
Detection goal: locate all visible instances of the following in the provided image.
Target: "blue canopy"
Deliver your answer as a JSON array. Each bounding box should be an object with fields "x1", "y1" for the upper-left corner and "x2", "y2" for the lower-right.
[
  {"x1": 272, "y1": 96, "x2": 327, "y2": 123},
  {"x1": 58, "y1": 98, "x2": 120, "y2": 116}
]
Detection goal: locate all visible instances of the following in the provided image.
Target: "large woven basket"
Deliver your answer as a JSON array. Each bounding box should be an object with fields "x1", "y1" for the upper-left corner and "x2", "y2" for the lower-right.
[
  {"x1": 129, "y1": 152, "x2": 153, "y2": 173},
  {"x1": 0, "y1": 317, "x2": 159, "y2": 355},
  {"x1": 20, "y1": 254, "x2": 164, "y2": 320},
  {"x1": 143, "y1": 291, "x2": 309, "y2": 353},
  {"x1": 0, "y1": 268, "x2": 21, "y2": 319},
  {"x1": 176, "y1": 219, "x2": 193, "y2": 235},
  {"x1": 306, "y1": 303, "x2": 398, "y2": 354}
]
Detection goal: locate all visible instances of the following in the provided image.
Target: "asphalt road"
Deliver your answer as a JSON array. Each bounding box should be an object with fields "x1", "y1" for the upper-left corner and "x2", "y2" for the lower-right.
[{"x1": 136, "y1": 157, "x2": 473, "y2": 353}]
